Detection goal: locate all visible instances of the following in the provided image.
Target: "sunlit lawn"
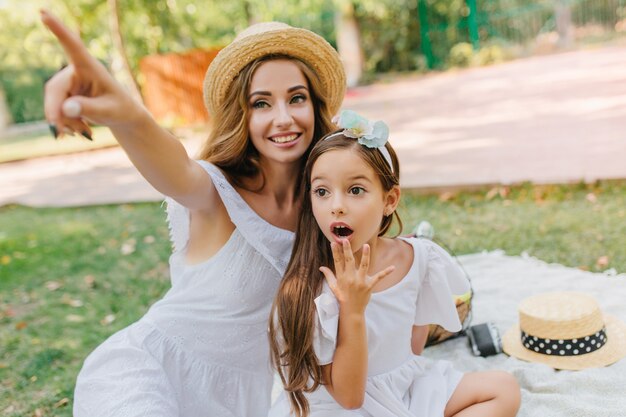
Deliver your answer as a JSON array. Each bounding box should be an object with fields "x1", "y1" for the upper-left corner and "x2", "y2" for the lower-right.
[{"x1": 1, "y1": 180, "x2": 624, "y2": 416}]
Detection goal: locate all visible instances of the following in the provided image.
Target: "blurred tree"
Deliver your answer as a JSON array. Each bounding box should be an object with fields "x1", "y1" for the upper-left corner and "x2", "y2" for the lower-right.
[{"x1": 334, "y1": 0, "x2": 364, "y2": 87}]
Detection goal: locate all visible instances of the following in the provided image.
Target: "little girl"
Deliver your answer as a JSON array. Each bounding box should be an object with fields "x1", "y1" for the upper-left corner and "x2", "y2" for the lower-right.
[{"x1": 269, "y1": 110, "x2": 521, "y2": 417}]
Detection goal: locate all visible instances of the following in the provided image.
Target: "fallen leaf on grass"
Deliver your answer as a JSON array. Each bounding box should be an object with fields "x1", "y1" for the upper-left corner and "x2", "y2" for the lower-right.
[
  {"x1": 53, "y1": 398, "x2": 69, "y2": 408},
  {"x1": 65, "y1": 314, "x2": 84, "y2": 323},
  {"x1": 15, "y1": 321, "x2": 27, "y2": 330},
  {"x1": 45, "y1": 281, "x2": 62, "y2": 291},
  {"x1": 438, "y1": 191, "x2": 455, "y2": 202},
  {"x1": 596, "y1": 256, "x2": 609, "y2": 268},
  {"x1": 33, "y1": 408, "x2": 44, "y2": 417},
  {"x1": 61, "y1": 295, "x2": 84, "y2": 308},
  {"x1": 2, "y1": 307, "x2": 16, "y2": 318},
  {"x1": 100, "y1": 314, "x2": 116, "y2": 326},
  {"x1": 485, "y1": 187, "x2": 499, "y2": 200},
  {"x1": 585, "y1": 193, "x2": 597, "y2": 203},
  {"x1": 121, "y1": 239, "x2": 136, "y2": 255},
  {"x1": 143, "y1": 235, "x2": 156, "y2": 244},
  {"x1": 84, "y1": 274, "x2": 96, "y2": 289},
  {"x1": 1, "y1": 255, "x2": 11, "y2": 265}
]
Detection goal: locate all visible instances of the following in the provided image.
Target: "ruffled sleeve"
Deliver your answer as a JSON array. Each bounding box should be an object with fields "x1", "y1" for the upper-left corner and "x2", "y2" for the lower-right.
[
  {"x1": 312, "y1": 286, "x2": 340, "y2": 365},
  {"x1": 164, "y1": 197, "x2": 189, "y2": 254},
  {"x1": 413, "y1": 239, "x2": 471, "y2": 332}
]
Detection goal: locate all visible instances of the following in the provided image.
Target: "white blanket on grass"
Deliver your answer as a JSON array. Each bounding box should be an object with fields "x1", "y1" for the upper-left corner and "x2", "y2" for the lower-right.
[
  {"x1": 273, "y1": 251, "x2": 626, "y2": 416},
  {"x1": 420, "y1": 251, "x2": 626, "y2": 417}
]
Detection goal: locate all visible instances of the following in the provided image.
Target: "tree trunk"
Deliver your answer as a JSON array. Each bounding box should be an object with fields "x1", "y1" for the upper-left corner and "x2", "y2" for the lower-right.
[
  {"x1": 0, "y1": 86, "x2": 11, "y2": 132},
  {"x1": 335, "y1": 1, "x2": 363, "y2": 88},
  {"x1": 555, "y1": 0, "x2": 574, "y2": 49},
  {"x1": 108, "y1": 0, "x2": 143, "y2": 103}
]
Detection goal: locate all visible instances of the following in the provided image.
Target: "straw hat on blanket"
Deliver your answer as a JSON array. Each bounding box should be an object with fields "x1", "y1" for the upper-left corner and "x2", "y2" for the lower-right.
[
  {"x1": 503, "y1": 292, "x2": 626, "y2": 370},
  {"x1": 203, "y1": 22, "x2": 346, "y2": 117}
]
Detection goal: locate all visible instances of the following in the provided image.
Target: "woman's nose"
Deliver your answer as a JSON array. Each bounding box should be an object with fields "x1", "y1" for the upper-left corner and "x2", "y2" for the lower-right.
[{"x1": 274, "y1": 103, "x2": 294, "y2": 128}]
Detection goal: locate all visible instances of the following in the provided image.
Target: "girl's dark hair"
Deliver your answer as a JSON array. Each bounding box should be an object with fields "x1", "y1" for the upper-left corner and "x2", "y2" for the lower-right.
[{"x1": 268, "y1": 132, "x2": 401, "y2": 417}]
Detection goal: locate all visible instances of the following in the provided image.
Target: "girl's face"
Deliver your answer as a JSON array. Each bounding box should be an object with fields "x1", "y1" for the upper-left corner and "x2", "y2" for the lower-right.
[
  {"x1": 247, "y1": 59, "x2": 315, "y2": 166},
  {"x1": 310, "y1": 148, "x2": 399, "y2": 252}
]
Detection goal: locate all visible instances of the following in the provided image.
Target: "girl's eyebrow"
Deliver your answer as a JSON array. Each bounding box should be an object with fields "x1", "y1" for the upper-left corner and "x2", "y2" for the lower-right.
[
  {"x1": 249, "y1": 85, "x2": 308, "y2": 99},
  {"x1": 311, "y1": 174, "x2": 372, "y2": 183}
]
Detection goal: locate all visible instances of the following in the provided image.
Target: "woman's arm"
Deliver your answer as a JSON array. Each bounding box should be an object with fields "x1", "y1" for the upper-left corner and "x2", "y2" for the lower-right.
[
  {"x1": 318, "y1": 241, "x2": 394, "y2": 410},
  {"x1": 41, "y1": 10, "x2": 215, "y2": 210}
]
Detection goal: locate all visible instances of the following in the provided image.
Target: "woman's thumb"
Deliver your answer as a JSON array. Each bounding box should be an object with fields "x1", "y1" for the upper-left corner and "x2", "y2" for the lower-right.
[{"x1": 62, "y1": 96, "x2": 106, "y2": 122}]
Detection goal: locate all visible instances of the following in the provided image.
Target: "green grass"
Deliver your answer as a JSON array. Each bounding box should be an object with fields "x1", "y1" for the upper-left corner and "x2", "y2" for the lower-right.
[
  {"x1": 0, "y1": 127, "x2": 119, "y2": 163},
  {"x1": 1, "y1": 181, "x2": 624, "y2": 415}
]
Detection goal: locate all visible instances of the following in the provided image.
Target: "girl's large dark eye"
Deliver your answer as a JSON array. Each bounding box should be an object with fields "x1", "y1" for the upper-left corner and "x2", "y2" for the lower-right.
[
  {"x1": 313, "y1": 188, "x2": 328, "y2": 197},
  {"x1": 349, "y1": 187, "x2": 365, "y2": 195}
]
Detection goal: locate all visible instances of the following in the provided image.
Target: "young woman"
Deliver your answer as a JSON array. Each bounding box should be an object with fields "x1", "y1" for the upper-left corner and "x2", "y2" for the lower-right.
[
  {"x1": 269, "y1": 111, "x2": 521, "y2": 417},
  {"x1": 40, "y1": 10, "x2": 346, "y2": 417}
]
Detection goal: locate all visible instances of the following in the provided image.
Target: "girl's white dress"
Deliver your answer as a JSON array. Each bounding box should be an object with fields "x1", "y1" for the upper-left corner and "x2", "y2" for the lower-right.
[
  {"x1": 73, "y1": 161, "x2": 294, "y2": 417},
  {"x1": 269, "y1": 237, "x2": 471, "y2": 417}
]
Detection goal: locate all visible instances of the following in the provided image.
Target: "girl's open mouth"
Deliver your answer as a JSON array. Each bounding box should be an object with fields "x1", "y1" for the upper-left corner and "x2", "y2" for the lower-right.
[{"x1": 332, "y1": 224, "x2": 353, "y2": 239}]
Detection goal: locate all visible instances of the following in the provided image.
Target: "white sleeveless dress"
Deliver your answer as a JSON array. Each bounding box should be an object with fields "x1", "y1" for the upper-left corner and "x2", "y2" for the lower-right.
[
  {"x1": 269, "y1": 238, "x2": 470, "y2": 417},
  {"x1": 73, "y1": 161, "x2": 294, "y2": 417}
]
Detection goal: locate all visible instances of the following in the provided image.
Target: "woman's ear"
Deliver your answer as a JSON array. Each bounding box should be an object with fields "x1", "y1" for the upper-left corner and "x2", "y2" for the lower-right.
[{"x1": 383, "y1": 185, "x2": 401, "y2": 216}]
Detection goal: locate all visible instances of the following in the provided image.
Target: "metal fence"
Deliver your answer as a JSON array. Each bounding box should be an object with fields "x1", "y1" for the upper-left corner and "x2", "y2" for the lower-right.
[{"x1": 420, "y1": 0, "x2": 626, "y2": 68}]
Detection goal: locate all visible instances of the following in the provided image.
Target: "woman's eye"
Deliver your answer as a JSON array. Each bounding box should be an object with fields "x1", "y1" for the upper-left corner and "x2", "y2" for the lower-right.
[
  {"x1": 349, "y1": 187, "x2": 365, "y2": 195},
  {"x1": 252, "y1": 100, "x2": 269, "y2": 109},
  {"x1": 313, "y1": 188, "x2": 327, "y2": 197},
  {"x1": 290, "y1": 94, "x2": 306, "y2": 104}
]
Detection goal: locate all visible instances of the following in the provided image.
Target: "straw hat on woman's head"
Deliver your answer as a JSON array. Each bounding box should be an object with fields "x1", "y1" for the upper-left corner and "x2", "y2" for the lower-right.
[
  {"x1": 203, "y1": 22, "x2": 346, "y2": 117},
  {"x1": 503, "y1": 292, "x2": 626, "y2": 370}
]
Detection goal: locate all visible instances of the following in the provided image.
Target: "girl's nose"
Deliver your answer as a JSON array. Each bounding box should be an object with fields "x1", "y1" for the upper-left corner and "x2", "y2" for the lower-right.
[{"x1": 331, "y1": 197, "x2": 346, "y2": 215}]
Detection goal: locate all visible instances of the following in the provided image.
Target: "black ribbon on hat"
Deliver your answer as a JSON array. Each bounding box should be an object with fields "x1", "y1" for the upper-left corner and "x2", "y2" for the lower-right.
[{"x1": 521, "y1": 328, "x2": 607, "y2": 356}]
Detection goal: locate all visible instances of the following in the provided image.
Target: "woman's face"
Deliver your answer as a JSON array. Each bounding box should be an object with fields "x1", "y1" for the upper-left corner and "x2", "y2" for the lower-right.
[{"x1": 247, "y1": 59, "x2": 316, "y2": 167}]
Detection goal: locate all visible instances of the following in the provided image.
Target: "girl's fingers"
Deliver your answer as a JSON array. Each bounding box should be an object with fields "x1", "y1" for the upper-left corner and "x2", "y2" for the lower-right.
[
  {"x1": 330, "y1": 242, "x2": 344, "y2": 277},
  {"x1": 319, "y1": 266, "x2": 338, "y2": 293},
  {"x1": 369, "y1": 266, "x2": 396, "y2": 288},
  {"x1": 341, "y1": 239, "x2": 355, "y2": 269},
  {"x1": 358, "y1": 244, "x2": 370, "y2": 278}
]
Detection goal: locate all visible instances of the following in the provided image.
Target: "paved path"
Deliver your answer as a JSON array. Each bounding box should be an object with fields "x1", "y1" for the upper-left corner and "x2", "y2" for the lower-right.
[{"x1": 1, "y1": 46, "x2": 626, "y2": 207}]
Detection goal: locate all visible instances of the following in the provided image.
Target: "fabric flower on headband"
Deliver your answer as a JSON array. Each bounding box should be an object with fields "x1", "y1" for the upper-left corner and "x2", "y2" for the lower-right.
[{"x1": 333, "y1": 110, "x2": 389, "y2": 149}]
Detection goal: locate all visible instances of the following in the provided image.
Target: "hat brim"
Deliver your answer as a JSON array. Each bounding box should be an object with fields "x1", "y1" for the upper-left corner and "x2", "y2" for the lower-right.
[
  {"x1": 502, "y1": 314, "x2": 626, "y2": 370},
  {"x1": 203, "y1": 26, "x2": 346, "y2": 117}
]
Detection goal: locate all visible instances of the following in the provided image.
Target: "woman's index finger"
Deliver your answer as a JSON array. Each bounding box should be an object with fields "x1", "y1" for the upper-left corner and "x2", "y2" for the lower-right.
[{"x1": 40, "y1": 9, "x2": 96, "y2": 69}]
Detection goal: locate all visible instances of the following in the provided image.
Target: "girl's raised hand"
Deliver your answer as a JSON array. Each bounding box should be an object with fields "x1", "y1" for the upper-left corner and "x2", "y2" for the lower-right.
[
  {"x1": 40, "y1": 9, "x2": 145, "y2": 138},
  {"x1": 319, "y1": 241, "x2": 395, "y2": 315}
]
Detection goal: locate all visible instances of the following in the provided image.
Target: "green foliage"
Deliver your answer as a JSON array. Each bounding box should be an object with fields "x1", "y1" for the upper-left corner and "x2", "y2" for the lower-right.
[
  {"x1": 2, "y1": 0, "x2": 625, "y2": 123},
  {"x1": 448, "y1": 42, "x2": 474, "y2": 67}
]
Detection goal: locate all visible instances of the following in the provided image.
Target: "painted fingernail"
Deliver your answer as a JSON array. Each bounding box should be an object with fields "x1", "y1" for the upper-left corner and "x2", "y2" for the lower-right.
[
  {"x1": 81, "y1": 131, "x2": 93, "y2": 141},
  {"x1": 49, "y1": 124, "x2": 58, "y2": 139}
]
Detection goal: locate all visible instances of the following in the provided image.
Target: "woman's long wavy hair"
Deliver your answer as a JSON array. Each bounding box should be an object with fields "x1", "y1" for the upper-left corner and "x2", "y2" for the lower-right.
[
  {"x1": 269, "y1": 133, "x2": 402, "y2": 417},
  {"x1": 197, "y1": 54, "x2": 335, "y2": 190}
]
